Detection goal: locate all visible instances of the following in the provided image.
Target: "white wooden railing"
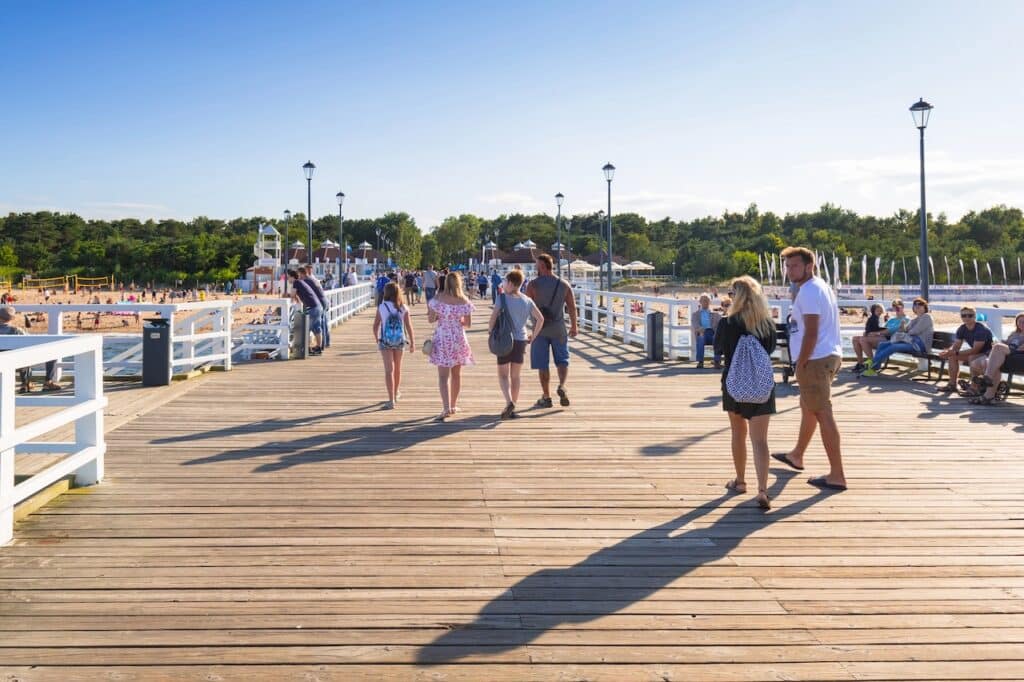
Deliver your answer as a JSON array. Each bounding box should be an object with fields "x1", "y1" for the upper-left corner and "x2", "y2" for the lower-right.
[
  {"x1": 573, "y1": 286, "x2": 1020, "y2": 360},
  {"x1": 1, "y1": 334, "x2": 106, "y2": 545},
  {"x1": 232, "y1": 282, "x2": 373, "y2": 360},
  {"x1": 16, "y1": 300, "x2": 233, "y2": 379}
]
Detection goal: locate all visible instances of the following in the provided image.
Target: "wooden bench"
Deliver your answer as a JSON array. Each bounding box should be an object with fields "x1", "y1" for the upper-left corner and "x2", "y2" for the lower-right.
[{"x1": 878, "y1": 330, "x2": 956, "y2": 382}]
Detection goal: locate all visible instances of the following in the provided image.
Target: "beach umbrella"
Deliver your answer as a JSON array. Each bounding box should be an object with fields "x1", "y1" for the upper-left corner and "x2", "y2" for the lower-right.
[
  {"x1": 973, "y1": 259, "x2": 980, "y2": 284},
  {"x1": 944, "y1": 255, "x2": 951, "y2": 284},
  {"x1": 1000, "y1": 257, "x2": 1007, "y2": 284},
  {"x1": 959, "y1": 258, "x2": 965, "y2": 284},
  {"x1": 986, "y1": 261, "x2": 993, "y2": 284}
]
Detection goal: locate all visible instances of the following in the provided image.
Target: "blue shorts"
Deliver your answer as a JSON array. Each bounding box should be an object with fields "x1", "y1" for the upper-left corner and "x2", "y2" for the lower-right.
[
  {"x1": 307, "y1": 307, "x2": 324, "y2": 334},
  {"x1": 530, "y1": 335, "x2": 570, "y2": 370}
]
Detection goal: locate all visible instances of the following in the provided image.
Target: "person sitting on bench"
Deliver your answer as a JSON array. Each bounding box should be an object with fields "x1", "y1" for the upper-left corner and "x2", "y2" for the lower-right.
[
  {"x1": 937, "y1": 306, "x2": 994, "y2": 394},
  {"x1": 967, "y1": 312, "x2": 1024, "y2": 404},
  {"x1": 861, "y1": 297, "x2": 933, "y2": 377},
  {"x1": 691, "y1": 294, "x2": 722, "y2": 369}
]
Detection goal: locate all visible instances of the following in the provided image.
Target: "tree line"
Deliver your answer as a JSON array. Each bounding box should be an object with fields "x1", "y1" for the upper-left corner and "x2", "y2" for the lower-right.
[{"x1": 1, "y1": 203, "x2": 1022, "y2": 285}]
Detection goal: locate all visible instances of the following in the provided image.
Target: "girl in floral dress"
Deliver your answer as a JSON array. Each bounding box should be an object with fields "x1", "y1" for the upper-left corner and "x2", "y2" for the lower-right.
[{"x1": 428, "y1": 271, "x2": 475, "y2": 420}]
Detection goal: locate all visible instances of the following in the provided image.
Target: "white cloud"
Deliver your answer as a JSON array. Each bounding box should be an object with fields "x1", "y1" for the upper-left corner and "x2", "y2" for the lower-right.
[{"x1": 810, "y1": 152, "x2": 1024, "y2": 218}]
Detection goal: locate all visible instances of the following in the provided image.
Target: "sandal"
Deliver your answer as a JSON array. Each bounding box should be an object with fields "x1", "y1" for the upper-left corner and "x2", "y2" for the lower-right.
[
  {"x1": 969, "y1": 394, "x2": 996, "y2": 406},
  {"x1": 500, "y1": 402, "x2": 516, "y2": 420},
  {"x1": 725, "y1": 479, "x2": 747, "y2": 494},
  {"x1": 937, "y1": 383, "x2": 957, "y2": 394},
  {"x1": 756, "y1": 491, "x2": 771, "y2": 510},
  {"x1": 42, "y1": 382, "x2": 61, "y2": 392}
]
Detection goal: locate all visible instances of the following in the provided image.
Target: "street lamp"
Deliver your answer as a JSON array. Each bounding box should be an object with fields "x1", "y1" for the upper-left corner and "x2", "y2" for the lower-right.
[
  {"x1": 336, "y1": 191, "x2": 345, "y2": 281},
  {"x1": 565, "y1": 218, "x2": 572, "y2": 281},
  {"x1": 555, "y1": 192, "x2": 564, "y2": 278},
  {"x1": 672, "y1": 261, "x2": 676, "y2": 279},
  {"x1": 282, "y1": 209, "x2": 292, "y2": 294},
  {"x1": 602, "y1": 163, "x2": 615, "y2": 291},
  {"x1": 909, "y1": 98, "x2": 933, "y2": 300},
  {"x1": 302, "y1": 161, "x2": 316, "y2": 266}
]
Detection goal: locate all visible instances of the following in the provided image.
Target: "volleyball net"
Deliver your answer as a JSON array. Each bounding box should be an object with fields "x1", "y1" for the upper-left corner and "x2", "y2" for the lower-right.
[
  {"x1": 73, "y1": 275, "x2": 112, "y2": 290},
  {"x1": 21, "y1": 275, "x2": 69, "y2": 290}
]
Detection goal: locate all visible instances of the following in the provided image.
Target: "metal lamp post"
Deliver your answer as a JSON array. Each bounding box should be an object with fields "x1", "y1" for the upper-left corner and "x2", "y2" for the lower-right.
[
  {"x1": 555, "y1": 192, "x2": 564, "y2": 278},
  {"x1": 672, "y1": 261, "x2": 676, "y2": 279},
  {"x1": 564, "y1": 219, "x2": 572, "y2": 281},
  {"x1": 910, "y1": 98, "x2": 933, "y2": 300},
  {"x1": 602, "y1": 163, "x2": 615, "y2": 291},
  {"x1": 282, "y1": 209, "x2": 292, "y2": 294},
  {"x1": 302, "y1": 161, "x2": 316, "y2": 266},
  {"x1": 374, "y1": 228, "x2": 382, "y2": 272},
  {"x1": 336, "y1": 191, "x2": 345, "y2": 281}
]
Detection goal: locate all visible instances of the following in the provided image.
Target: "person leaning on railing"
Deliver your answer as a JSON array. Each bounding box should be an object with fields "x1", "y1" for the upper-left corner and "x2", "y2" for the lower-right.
[
  {"x1": 860, "y1": 297, "x2": 933, "y2": 377},
  {"x1": 0, "y1": 306, "x2": 61, "y2": 393}
]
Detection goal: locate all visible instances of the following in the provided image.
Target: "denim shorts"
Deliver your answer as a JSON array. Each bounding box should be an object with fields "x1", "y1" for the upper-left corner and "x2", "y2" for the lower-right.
[
  {"x1": 307, "y1": 307, "x2": 324, "y2": 334},
  {"x1": 530, "y1": 335, "x2": 570, "y2": 370}
]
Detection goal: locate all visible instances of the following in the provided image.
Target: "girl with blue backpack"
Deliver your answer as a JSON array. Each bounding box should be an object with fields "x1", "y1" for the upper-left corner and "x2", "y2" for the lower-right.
[
  {"x1": 373, "y1": 282, "x2": 415, "y2": 410},
  {"x1": 714, "y1": 276, "x2": 778, "y2": 510}
]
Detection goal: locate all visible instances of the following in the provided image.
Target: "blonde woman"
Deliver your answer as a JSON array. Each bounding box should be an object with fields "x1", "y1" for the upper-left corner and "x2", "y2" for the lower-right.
[
  {"x1": 427, "y1": 271, "x2": 475, "y2": 420},
  {"x1": 372, "y1": 282, "x2": 414, "y2": 409},
  {"x1": 713, "y1": 276, "x2": 778, "y2": 510}
]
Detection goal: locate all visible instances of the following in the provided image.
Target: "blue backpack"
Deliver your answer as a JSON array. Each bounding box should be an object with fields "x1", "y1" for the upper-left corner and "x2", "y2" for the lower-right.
[{"x1": 381, "y1": 303, "x2": 405, "y2": 348}]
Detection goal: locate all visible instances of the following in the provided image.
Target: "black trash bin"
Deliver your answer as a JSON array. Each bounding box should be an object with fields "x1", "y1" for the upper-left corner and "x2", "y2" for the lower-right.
[
  {"x1": 142, "y1": 318, "x2": 172, "y2": 386},
  {"x1": 645, "y1": 311, "x2": 664, "y2": 361}
]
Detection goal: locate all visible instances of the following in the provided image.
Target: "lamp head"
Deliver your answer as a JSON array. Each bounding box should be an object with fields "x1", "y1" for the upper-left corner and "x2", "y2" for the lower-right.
[
  {"x1": 302, "y1": 160, "x2": 316, "y2": 180},
  {"x1": 909, "y1": 98, "x2": 933, "y2": 129},
  {"x1": 336, "y1": 191, "x2": 345, "y2": 208},
  {"x1": 602, "y1": 162, "x2": 616, "y2": 182},
  {"x1": 555, "y1": 192, "x2": 564, "y2": 207},
  {"x1": 283, "y1": 209, "x2": 292, "y2": 221}
]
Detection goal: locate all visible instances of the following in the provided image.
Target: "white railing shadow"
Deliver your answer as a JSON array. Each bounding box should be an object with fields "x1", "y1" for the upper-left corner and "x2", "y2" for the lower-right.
[{"x1": 1, "y1": 334, "x2": 107, "y2": 545}]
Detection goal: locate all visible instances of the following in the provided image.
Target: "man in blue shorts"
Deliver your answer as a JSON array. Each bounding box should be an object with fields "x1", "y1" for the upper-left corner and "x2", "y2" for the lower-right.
[
  {"x1": 526, "y1": 254, "x2": 578, "y2": 408},
  {"x1": 289, "y1": 269, "x2": 323, "y2": 355}
]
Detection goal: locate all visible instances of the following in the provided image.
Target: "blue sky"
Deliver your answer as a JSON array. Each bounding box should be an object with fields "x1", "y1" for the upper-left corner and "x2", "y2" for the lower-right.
[{"x1": 2, "y1": 1, "x2": 1023, "y2": 228}]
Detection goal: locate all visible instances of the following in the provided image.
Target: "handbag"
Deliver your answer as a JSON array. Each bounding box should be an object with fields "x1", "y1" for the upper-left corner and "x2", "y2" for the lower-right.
[
  {"x1": 488, "y1": 293, "x2": 515, "y2": 357},
  {"x1": 422, "y1": 337, "x2": 433, "y2": 355}
]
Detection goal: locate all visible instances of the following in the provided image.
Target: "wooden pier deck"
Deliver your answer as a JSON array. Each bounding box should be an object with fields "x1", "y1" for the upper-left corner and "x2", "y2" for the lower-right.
[{"x1": 3, "y1": 302, "x2": 1024, "y2": 681}]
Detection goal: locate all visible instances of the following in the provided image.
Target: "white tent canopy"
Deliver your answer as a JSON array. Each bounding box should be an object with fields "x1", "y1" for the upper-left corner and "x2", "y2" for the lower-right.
[
  {"x1": 569, "y1": 260, "x2": 598, "y2": 271},
  {"x1": 625, "y1": 260, "x2": 655, "y2": 270}
]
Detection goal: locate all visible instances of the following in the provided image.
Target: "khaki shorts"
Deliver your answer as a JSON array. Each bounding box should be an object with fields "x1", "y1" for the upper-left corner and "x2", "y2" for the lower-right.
[{"x1": 797, "y1": 355, "x2": 841, "y2": 412}]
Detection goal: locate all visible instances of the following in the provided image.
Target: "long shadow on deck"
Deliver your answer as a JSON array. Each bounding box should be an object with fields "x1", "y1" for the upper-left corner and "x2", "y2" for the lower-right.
[
  {"x1": 179, "y1": 414, "x2": 501, "y2": 472},
  {"x1": 418, "y1": 468, "x2": 828, "y2": 664},
  {"x1": 151, "y1": 405, "x2": 385, "y2": 445}
]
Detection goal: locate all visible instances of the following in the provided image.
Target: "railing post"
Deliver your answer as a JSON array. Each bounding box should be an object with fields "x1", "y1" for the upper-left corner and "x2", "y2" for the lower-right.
[
  {"x1": 47, "y1": 308, "x2": 64, "y2": 382},
  {"x1": 222, "y1": 302, "x2": 233, "y2": 371},
  {"x1": 279, "y1": 300, "x2": 290, "y2": 360},
  {"x1": 0, "y1": 368, "x2": 14, "y2": 545},
  {"x1": 667, "y1": 302, "x2": 678, "y2": 359},
  {"x1": 605, "y1": 293, "x2": 613, "y2": 339},
  {"x1": 72, "y1": 345, "x2": 104, "y2": 486}
]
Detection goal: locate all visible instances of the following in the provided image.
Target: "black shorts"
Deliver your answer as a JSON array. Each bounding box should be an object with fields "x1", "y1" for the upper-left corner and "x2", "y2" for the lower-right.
[{"x1": 497, "y1": 340, "x2": 527, "y2": 365}]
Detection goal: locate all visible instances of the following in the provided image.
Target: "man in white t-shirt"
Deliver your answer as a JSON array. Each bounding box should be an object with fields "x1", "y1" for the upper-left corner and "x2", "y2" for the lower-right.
[{"x1": 771, "y1": 246, "x2": 847, "y2": 491}]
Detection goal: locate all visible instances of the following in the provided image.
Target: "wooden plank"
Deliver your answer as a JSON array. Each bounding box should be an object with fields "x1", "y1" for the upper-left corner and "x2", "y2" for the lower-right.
[{"x1": 3, "y1": 302, "x2": 1023, "y2": 678}]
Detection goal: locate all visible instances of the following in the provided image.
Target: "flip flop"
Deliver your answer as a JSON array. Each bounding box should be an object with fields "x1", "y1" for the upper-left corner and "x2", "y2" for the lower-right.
[
  {"x1": 807, "y1": 475, "x2": 847, "y2": 492},
  {"x1": 771, "y1": 452, "x2": 804, "y2": 471}
]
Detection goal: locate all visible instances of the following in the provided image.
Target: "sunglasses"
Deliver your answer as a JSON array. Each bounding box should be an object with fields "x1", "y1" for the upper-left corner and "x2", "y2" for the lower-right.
[
  {"x1": 961, "y1": 314, "x2": 975, "y2": 318},
  {"x1": 727, "y1": 291, "x2": 735, "y2": 296}
]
